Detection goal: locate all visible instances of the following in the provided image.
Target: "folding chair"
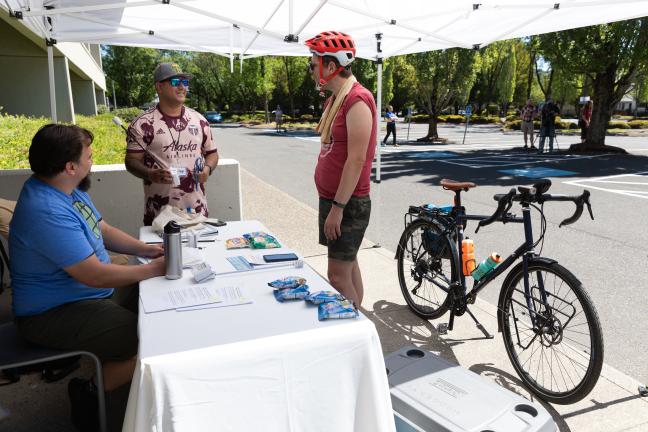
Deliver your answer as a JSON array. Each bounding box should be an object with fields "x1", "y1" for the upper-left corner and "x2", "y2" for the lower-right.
[{"x1": 0, "y1": 233, "x2": 108, "y2": 432}]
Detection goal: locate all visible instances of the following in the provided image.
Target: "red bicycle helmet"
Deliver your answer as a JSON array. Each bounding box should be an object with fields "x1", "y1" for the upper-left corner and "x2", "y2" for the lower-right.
[{"x1": 305, "y1": 31, "x2": 356, "y2": 87}]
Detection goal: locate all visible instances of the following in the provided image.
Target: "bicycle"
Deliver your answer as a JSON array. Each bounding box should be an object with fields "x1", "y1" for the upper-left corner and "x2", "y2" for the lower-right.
[{"x1": 396, "y1": 178, "x2": 604, "y2": 404}]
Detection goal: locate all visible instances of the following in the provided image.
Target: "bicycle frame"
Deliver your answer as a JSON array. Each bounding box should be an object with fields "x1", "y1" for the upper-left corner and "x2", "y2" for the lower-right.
[{"x1": 429, "y1": 189, "x2": 550, "y2": 326}]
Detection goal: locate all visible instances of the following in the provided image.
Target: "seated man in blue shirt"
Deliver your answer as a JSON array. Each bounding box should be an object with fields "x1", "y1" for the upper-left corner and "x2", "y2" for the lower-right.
[{"x1": 9, "y1": 124, "x2": 165, "y2": 430}]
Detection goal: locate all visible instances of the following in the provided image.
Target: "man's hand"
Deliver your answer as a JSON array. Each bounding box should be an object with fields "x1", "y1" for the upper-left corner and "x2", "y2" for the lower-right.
[
  {"x1": 148, "y1": 256, "x2": 166, "y2": 277},
  {"x1": 149, "y1": 168, "x2": 173, "y2": 184},
  {"x1": 139, "y1": 243, "x2": 164, "y2": 258},
  {"x1": 324, "y1": 206, "x2": 343, "y2": 241},
  {"x1": 197, "y1": 170, "x2": 210, "y2": 184}
]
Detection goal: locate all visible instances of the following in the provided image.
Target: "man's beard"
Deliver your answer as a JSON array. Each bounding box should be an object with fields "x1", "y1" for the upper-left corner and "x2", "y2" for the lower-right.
[{"x1": 78, "y1": 175, "x2": 91, "y2": 192}]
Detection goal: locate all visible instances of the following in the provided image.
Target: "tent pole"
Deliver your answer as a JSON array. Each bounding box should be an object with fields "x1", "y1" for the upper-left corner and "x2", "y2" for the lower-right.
[
  {"x1": 375, "y1": 33, "x2": 383, "y2": 184},
  {"x1": 47, "y1": 43, "x2": 57, "y2": 123}
]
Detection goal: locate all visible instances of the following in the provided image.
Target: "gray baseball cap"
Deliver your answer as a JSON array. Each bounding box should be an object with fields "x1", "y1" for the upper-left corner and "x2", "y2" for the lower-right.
[{"x1": 154, "y1": 62, "x2": 193, "y2": 83}]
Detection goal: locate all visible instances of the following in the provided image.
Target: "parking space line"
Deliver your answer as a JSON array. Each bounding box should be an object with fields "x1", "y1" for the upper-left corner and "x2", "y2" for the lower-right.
[{"x1": 564, "y1": 172, "x2": 648, "y2": 200}]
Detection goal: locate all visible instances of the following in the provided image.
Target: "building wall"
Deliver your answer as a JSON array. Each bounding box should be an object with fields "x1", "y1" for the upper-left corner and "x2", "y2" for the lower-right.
[{"x1": 0, "y1": 17, "x2": 105, "y2": 122}]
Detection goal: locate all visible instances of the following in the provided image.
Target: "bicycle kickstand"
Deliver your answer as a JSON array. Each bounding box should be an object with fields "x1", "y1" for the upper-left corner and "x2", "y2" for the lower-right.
[
  {"x1": 465, "y1": 307, "x2": 494, "y2": 339},
  {"x1": 438, "y1": 310, "x2": 455, "y2": 335}
]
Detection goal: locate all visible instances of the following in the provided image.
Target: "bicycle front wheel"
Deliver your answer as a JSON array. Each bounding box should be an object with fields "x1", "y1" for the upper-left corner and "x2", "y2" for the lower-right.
[
  {"x1": 500, "y1": 261, "x2": 604, "y2": 404},
  {"x1": 396, "y1": 219, "x2": 458, "y2": 319}
]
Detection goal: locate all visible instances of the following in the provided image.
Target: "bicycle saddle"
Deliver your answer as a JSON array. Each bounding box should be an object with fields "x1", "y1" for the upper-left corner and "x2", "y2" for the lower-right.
[{"x1": 440, "y1": 179, "x2": 477, "y2": 191}]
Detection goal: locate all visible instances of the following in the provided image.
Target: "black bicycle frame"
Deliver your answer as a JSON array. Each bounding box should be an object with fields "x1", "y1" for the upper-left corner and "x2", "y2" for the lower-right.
[{"x1": 449, "y1": 190, "x2": 547, "y2": 323}]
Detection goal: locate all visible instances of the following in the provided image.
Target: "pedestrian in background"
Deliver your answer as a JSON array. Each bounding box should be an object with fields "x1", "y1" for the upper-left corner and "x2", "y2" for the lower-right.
[
  {"x1": 539, "y1": 95, "x2": 560, "y2": 153},
  {"x1": 580, "y1": 100, "x2": 593, "y2": 144},
  {"x1": 520, "y1": 99, "x2": 537, "y2": 150},
  {"x1": 383, "y1": 105, "x2": 398, "y2": 146},
  {"x1": 274, "y1": 105, "x2": 284, "y2": 133}
]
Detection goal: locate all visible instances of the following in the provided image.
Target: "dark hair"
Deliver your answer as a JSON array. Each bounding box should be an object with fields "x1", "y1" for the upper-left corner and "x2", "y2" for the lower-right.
[
  {"x1": 29, "y1": 124, "x2": 93, "y2": 178},
  {"x1": 322, "y1": 55, "x2": 352, "y2": 78}
]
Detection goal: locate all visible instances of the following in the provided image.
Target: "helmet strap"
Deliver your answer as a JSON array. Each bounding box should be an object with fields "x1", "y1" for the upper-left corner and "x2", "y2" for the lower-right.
[{"x1": 317, "y1": 56, "x2": 344, "y2": 89}]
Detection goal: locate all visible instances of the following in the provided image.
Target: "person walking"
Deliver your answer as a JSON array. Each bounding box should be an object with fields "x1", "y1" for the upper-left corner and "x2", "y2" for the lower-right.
[
  {"x1": 383, "y1": 105, "x2": 398, "y2": 146},
  {"x1": 305, "y1": 30, "x2": 376, "y2": 308},
  {"x1": 580, "y1": 100, "x2": 593, "y2": 144},
  {"x1": 520, "y1": 99, "x2": 537, "y2": 150}
]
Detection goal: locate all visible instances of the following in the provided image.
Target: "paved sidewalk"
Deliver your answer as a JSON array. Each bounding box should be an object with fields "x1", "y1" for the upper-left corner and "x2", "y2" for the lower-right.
[{"x1": 241, "y1": 168, "x2": 648, "y2": 432}]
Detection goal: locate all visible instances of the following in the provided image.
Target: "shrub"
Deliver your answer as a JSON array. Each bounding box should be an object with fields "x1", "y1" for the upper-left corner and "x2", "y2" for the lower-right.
[
  {"x1": 113, "y1": 107, "x2": 143, "y2": 122},
  {"x1": 470, "y1": 115, "x2": 501, "y2": 124},
  {"x1": 97, "y1": 104, "x2": 109, "y2": 114},
  {"x1": 628, "y1": 120, "x2": 648, "y2": 129},
  {"x1": 607, "y1": 121, "x2": 631, "y2": 129},
  {"x1": 505, "y1": 120, "x2": 522, "y2": 130},
  {"x1": 505, "y1": 114, "x2": 518, "y2": 122},
  {"x1": 410, "y1": 114, "x2": 430, "y2": 123},
  {"x1": 442, "y1": 115, "x2": 464, "y2": 124},
  {"x1": 299, "y1": 114, "x2": 315, "y2": 122}
]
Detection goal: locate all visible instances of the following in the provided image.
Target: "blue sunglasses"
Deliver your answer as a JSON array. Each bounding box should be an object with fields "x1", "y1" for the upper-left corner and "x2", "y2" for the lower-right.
[{"x1": 168, "y1": 77, "x2": 189, "y2": 87}]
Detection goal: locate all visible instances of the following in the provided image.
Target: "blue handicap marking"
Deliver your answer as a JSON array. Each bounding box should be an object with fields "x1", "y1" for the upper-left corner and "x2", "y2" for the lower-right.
[
  {"x1": 499, "y1": 167, "x2": 577, "y2": 179},
  {"x1": 406, "y1": 151, "x2": 458, "y2": 159}
]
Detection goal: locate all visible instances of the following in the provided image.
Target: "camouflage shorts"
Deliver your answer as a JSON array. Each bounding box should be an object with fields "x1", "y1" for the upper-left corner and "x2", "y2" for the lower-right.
[{"x1": 319, "y1": 195, "x2": 371, "y2": 262}]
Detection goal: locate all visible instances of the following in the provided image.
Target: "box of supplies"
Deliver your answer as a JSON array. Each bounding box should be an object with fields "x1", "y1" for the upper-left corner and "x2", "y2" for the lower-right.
[{"x1": 386, "y1": 346, "x2": 556, "y2": 432}]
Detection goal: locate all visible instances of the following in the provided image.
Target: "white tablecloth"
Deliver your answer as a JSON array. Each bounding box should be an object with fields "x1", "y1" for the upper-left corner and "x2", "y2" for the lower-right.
[{"x1": 123, "y1": 221, "x2": 395, "y2": 432}]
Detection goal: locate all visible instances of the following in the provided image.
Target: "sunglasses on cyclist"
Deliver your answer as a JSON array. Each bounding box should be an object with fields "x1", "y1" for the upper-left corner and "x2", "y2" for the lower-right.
[{"x1": 167, "y1": 77, "x2": 190, "y2": 87}]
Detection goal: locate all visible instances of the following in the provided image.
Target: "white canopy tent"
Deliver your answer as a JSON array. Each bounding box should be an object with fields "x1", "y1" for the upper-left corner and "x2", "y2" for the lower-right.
[{"x1": 4, "y1": 0, "x2": 648, "y2": 181}]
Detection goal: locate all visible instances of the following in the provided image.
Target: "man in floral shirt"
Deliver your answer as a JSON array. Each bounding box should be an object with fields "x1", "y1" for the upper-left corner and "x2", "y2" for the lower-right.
[{"x1": 125, "y1": 63, "x2": 219, "y2": 225}]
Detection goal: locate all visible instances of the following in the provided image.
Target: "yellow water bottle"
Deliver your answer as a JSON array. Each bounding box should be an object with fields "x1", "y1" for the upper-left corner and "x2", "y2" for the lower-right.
[{"x1": 461, "y1": 239, "x2": 476, "y2": 276}]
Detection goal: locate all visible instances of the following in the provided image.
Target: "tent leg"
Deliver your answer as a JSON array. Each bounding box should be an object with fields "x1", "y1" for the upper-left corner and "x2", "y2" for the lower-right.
[
  {"x1": 376, "y1": 61, "x2": 382, "y2": 183},
  {"x1": 47, "y1": 44, "x2": 57, "y2": 123}
]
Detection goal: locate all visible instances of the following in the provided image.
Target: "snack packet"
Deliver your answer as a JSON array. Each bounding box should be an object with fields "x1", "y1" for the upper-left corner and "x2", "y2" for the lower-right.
[
  {"x1": 226, "y1": 237, "x2": 249, "y2": 249},
  {"x1": 268, "y1": 276, "x2": 307, "y2": 290},
  {"x1": 305, "y1": 291, "x2": 345, "y2": 305},
  {"x1": 273, "y1": 285, "x2": 310, "y2": 302},
  {"x1": 243, "y1": 232, "x2": 281, "y2": 249},
  {"x1": 318, "y1": 300, "x2": 358, "y2": 320}
]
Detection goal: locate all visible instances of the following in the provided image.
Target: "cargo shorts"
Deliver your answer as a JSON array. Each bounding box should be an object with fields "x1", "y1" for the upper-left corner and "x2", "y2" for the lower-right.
[
  {"x1": 319, "y1": 195, "x2": 371, "y2": 262},
  {"x1": 15, "y1": 283, "x2": 140, "y2": 362}
]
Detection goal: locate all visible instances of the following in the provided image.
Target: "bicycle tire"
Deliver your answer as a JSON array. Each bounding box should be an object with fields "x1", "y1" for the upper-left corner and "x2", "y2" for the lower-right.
[
  {"x1": 499, "y1": 260, "x2": 604, "y2": 404},
  {"x1": 396, "y1": 218, "x2": 458, "y2": 319}
]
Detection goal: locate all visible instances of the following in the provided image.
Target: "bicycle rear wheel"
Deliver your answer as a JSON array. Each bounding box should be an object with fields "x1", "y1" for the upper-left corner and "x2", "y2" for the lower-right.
[
  {"x1": 500, "y1": 261, "x2": 604, "y2": 404},
  {"x1": 396, "y1": 219, "x2": 458, "y2": 319}
]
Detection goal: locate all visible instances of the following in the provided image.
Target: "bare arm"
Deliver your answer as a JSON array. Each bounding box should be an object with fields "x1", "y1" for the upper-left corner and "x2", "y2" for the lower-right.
[
  {"x1": 64, "y1": 254, "x2": 165, "y2": 288},
  {"x1": 100, "y1": 220, "x2": 163, "y2": 258}
]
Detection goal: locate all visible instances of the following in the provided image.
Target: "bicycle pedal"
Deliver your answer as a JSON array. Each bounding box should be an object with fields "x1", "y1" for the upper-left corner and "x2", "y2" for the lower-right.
[{"x1": 438, "y1": 323, "x2": 449, "y2": 335}]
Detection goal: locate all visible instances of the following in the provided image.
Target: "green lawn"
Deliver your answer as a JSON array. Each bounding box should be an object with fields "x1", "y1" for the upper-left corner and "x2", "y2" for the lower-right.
[{"x1": 0, "y1": 113, "x2": 128, "y2": 169}]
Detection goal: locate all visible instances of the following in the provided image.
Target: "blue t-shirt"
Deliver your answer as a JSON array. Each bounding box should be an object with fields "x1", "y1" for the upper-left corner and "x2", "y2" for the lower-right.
[
  {"x1": 385, "y1": 112, "x2": 397, "y2": 122},
  {"x1": 9, "y1": 177, "x2": 114, "y2": 316}
]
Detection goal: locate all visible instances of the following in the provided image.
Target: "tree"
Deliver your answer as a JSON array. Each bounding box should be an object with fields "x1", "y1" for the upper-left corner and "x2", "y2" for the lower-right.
[
  {"x1": 407, "y1": 48, "x2": 478, "y2": 141},
  {"x1": 102, "y1": 46, "x2": 160, "y2": 107},
  {"x1": 279, "y1": 57, "x2": 309, "y2": 116},
  {"x1": 470, "y1": 41, "x2": 515, "y2": 114},
  {"x1": 538, "y1": 19, "x2": 648, "y2": 151}
]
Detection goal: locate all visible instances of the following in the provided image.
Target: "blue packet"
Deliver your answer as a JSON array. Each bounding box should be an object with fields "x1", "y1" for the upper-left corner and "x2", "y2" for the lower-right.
[
  {"x1": 318, "y1": 300, "x2": 358, "y2": 320},
  {"x1": 273, "y1": 285, "x2": 310, "y2": 302},
  {"x1": 268, "y1": 276, "x2": 307, "y2": 290},
  {"x1": 305, "y1": 291, "x2": 345, "y2": 305}
]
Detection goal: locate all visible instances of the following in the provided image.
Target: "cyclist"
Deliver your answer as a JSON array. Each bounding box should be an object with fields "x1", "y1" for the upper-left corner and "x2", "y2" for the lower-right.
[{"x1": 305, "y1": 31, "x2": 376, "y2": 307}]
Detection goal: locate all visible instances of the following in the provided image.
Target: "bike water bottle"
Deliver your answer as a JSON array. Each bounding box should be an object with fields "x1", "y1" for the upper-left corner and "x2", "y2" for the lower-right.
[
  {"x1": 164, "y1": 221, "x2": 183, "y2": 280},
  {"x1": 461, "y1": 239, "x2": 476, "y2": 276},
  {"x1": 471, "y1": 253, "x2": 503, "y2": 281}
]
